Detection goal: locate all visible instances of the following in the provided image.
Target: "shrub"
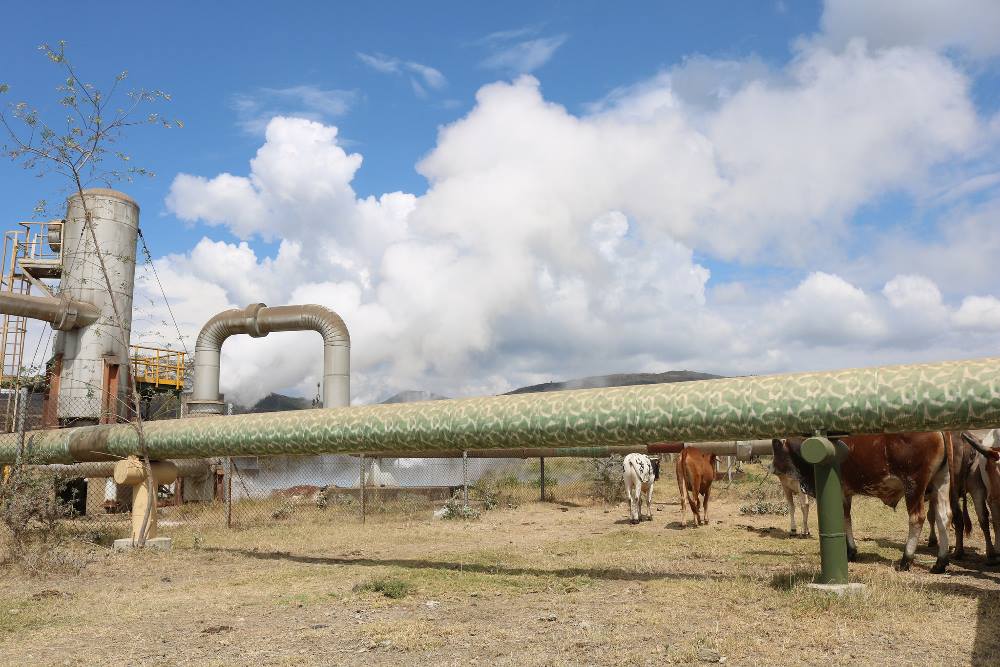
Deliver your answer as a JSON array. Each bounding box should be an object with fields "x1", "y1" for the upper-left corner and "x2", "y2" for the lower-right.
[
  {"x1": 441, "y1": 496, "x2": 481, "y2": 520},
  {"x1": 0, "y1": 458, "x2": 77, "y2": 571},
  {"x1": 588, "y1": 455, "x2": 625, "y2": 504}
]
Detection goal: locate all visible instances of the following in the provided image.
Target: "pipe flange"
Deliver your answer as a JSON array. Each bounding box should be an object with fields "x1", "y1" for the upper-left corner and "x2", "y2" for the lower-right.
[{"x1": 245, "y1": 303, "x2": 267, "y2": 338}]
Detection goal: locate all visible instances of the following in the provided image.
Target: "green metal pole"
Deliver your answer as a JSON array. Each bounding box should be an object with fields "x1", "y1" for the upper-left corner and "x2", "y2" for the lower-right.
[{"x1": 801, "y1": 436, "x2": 849, "y2": 585}]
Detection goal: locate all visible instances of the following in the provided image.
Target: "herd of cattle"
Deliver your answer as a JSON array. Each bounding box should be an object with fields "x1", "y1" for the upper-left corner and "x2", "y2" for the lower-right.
[{"x1": 622, "y1": 429, "x2": 1000, "y2": 574}]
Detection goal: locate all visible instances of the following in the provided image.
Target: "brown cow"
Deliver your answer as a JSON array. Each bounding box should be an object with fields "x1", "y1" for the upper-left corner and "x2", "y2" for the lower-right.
[
  {"x1": 676, "y1": 448, "x2": 716, "y2": 527},
  {"x1": 773, "y1": 432, "x2": 952, "y2": 573}
]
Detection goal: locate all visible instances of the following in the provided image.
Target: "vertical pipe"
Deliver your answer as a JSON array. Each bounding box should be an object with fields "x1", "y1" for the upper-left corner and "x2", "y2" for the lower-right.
[
  {"x1": 360, "y1": 454, "x2": 366, "y2": 524},
  {"x1": 462, "y1": 450, "x2": 469, "y2": 508},
  {"x1": 539, "y1": 456, "x2": 546, "y2": 502},
  {"x1": 801, "y1": 436, "x2": 850, "y2": 585}
]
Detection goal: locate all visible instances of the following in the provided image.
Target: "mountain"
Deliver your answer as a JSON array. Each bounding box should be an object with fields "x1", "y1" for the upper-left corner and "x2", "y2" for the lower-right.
[
  {"x1": 380, "y1": 390, "x2": 450, "y2": 404},
  {"x1": 504, "y1": 370, "x2": 724, "y2": 395},
  {"x1": 237, "y1": 393, "x2": 314, "y2": 414}
]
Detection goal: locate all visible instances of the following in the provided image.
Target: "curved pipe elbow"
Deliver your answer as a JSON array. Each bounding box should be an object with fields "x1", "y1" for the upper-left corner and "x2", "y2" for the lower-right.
[{"x1": 191, "y1": 303, "x2": 350, "y2": 411}]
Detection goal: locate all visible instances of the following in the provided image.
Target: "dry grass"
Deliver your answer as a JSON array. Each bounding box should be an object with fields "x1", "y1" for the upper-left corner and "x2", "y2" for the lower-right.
[{"x1": 1, "y1": 464, "x2": 999, "y2": 666}]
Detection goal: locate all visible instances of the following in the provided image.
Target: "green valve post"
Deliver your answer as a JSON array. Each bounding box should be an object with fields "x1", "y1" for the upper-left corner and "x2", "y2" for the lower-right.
[{"x1": 801, "y1": 435, "x2": 850, "y2": 585}]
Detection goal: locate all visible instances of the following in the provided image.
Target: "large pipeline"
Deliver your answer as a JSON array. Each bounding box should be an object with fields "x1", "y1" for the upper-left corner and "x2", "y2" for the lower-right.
[
  {"x1": 3, "y1": 356, "x2": 1000, "y2": 465},
  {"x1": 358, "y1": 441, "x2": 774, "y2": 460},
  {"x1": 189, "y1": 303, "x2": 350, "y2": 415}
]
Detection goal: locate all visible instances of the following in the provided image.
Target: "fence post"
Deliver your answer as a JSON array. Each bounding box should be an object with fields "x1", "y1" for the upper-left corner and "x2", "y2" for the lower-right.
[
  {"x1": 539, "y1": 456, "x2": 546, "y2": 502},
  {"x1": 360, "y1": 454, "x2": 366, "y2": 524},
  {"x1": 224, "y1": 457, "x2": 233, "y2": 529},
  {"x1": 462, "y1": 450, "x2": 469, "y2": 508},
  {"x1": 14, "y1": 387, "x2": 28, "y2": 468}
]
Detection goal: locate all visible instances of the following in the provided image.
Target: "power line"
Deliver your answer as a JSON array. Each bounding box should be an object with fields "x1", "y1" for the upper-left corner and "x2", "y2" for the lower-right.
[{"x1": 137, "y1": 228, "x2": 188, "y2": 356}]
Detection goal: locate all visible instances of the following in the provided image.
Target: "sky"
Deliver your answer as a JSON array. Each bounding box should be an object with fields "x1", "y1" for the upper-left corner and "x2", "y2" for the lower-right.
[{"x1": 1, "y1": 0, "x2": 999, "y2": 406}]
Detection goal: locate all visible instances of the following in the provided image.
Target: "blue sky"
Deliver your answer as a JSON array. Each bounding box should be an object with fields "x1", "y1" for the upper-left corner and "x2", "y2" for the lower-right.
[
  {"x1": 1, "y1": 1, "x2": 999, "y2": 404},
  {"x1": 1, "y1": 1, "x2": 819, "y2": 257}
]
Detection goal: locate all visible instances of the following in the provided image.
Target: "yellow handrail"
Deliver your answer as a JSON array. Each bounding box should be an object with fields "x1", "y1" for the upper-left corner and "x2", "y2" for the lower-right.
[{"x1": 129, "y1": 345, "x2": 186, "y2": 390}]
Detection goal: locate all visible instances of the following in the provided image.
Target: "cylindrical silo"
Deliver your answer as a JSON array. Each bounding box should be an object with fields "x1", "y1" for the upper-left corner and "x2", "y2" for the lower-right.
[{"x1": 53, "y1": 189, "x2": 139, "y2": 422}]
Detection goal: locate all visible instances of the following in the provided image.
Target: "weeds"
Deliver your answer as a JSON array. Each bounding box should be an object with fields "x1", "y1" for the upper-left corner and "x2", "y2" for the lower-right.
[{"x1": 354, "y1": 576, "x2": 412, "y2": 599}]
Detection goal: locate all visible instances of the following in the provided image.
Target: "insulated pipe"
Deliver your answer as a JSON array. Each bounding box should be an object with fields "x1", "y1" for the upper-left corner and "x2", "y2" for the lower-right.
[
  {"x1": 356, "y1": 441, "x2": 774, "y2": 460},
  {"x1": 189, "y1": 303, "x2": 350, "y2": 415},
  {"x1": 0, "y1": 292, "x2": 100, "y2": 331},
  {"x1": 39, "y1": 458, "x2": 211, "y2": 479},
  {"x1": 4, "y1": 355, "x2": 1000, "y2": 465}
]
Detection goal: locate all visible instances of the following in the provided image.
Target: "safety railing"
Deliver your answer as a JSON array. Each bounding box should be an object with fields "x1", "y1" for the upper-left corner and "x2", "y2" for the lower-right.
[{"x1": 129, "y1": 345, "x2": 186, "y2": 390}]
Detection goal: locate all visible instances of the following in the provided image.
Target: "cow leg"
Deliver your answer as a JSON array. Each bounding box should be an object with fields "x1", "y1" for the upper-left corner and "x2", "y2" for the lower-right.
[
  {"x1": 928, "y1": 464, "x2": 951, "y2": 573},
  {"x1": 644, "y1": 483, "x2": 654, "y2": 521},
  {"x1": 800, "y1": 494, "x2": 811, "y2": 537},
  {"x1": 688, "y1": 490, "x2": 701, "y2": 527},
  {"x1": 701, "y1": 487, "x2": 711, "y2": 525},
  {"x1": 970, "y1": 482, "x2": 996, "y2": 562},
  {"x1": 626, "y1": 484, "x2": 638, "y2": 524},
  {"x1": 843, "y1": 496, "x2": 858, "y2": 562},
  {"x1": 927, "y1": 499, "x2": 938, "y2": 550},
  {"x1": 784, "y1": 485, "x2": 797, "y2": 535}
]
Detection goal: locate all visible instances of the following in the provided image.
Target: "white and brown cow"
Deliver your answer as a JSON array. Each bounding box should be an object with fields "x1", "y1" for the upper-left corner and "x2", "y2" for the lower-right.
[
  {"x1": 623, "y1": 453, "x2": 660, "y2": 524},
  {"x1": 774, "y1": 432, "x2": 952, "y2": 573},
  {"x1": 928, "y1": 430, "x2": 1000, "y2": 563},
  {"x1": 769, "y1": 441, "x2": 812, "y2": 537}
]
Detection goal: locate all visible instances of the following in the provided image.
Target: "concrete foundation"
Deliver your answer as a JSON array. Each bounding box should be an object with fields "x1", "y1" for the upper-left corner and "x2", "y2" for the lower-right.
[
  {"x1": 807, "y1": 583, "x2": 866, "y2": 596},
  {"x1": 112, "y1": 536, "x2": 172, "y2": 551}
]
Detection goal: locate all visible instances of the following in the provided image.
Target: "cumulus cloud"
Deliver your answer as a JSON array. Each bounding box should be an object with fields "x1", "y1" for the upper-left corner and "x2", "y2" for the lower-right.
[
  {"x1": 155, "y1": 36, "x2": 999, "y2": 405},
  {"x1": 819, "y1": 0, "x2": 1000, "y2": 59}
]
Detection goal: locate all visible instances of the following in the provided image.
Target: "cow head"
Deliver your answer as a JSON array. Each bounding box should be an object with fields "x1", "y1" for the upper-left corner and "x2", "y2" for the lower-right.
[
  {"x1": 651, "y1": 456, "x2": 661, "y2": 480},
  {"x1": 961, "y1": 431, "x2": 1000, "y2": 462},
  {"x1": 771, "y1": 437, "x2": 817, "y2": 497}
]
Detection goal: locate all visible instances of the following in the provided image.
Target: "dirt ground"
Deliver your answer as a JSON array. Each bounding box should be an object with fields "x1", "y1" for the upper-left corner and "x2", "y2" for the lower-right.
[{"x1": 2, "y1": 468, "x2": 1000, "y2": 666}]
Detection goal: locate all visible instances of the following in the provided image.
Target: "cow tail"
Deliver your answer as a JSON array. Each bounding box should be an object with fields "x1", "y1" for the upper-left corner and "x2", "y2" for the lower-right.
[{"x1": 677, "y1": 452, "x2": 688, "y2": 522}]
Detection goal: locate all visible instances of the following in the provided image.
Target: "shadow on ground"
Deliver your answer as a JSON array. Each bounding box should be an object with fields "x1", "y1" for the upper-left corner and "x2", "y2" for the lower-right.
[{"x1": 207, "y1": 547, "x2": 728, "y2": 584}]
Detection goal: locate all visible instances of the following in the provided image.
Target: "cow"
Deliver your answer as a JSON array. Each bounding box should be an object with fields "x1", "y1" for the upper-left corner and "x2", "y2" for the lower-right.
[
  {"x1": 769, "y1": 440, "x2": 812, "y2": 537},
  {"x1": 676, "y1": 447, "x2": 716, "y2": 527},
  {"x1": 928, "y1": 430, "x2": 1000, "y2": 563},
  {"x1": 773, "y1": 432, "x2": 952, "y2": 573},
  {"x1": 622, "y1": 453, "x2": 660, "y2": 524}
]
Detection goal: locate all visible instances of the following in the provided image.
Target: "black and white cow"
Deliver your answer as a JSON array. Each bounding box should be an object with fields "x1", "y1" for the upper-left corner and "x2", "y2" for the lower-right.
[{"x1": 623, "y1": 453, "x2": 660, "y2": 524}]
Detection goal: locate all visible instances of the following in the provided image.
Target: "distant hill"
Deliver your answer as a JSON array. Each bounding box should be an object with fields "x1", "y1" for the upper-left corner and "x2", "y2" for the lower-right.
[
  {"x1": 380, "y1": 390, "x2": 450, "y2": 404},
  {"x1": 505, "y1": 370, "x2": 724, "y2": 395},
  {"x1": 228, "y1": 371, "x2": 722, "y2": 412}
]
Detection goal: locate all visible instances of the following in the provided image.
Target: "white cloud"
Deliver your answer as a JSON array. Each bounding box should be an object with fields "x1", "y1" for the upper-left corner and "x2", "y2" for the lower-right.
[
  {"x1": 953, "y1": 296, "x2": 1000, "y2": 331},
  {"x1": 478, "y1": 27, "x2": 568, "y2": 74},
  {"x1": 357, "y1": 52, "x2": 447, "y2": 97},
  {"x1": 820, "y1": 0, "x2": 1000, "y2": 59},
  {"x1": 157, "y1": 37, "x2": 999, "y2": 405},
  {"x1": 232, "y1": 85, "x2": 358, "y2": 134}
]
